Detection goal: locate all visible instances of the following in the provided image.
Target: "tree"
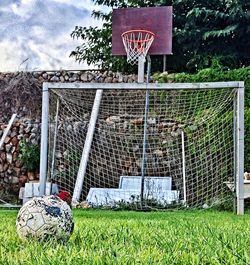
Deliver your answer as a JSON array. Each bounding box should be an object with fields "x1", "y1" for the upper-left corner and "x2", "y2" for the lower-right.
[{"x1": 70, "y1": 0, "x2": 250, "y2": 73}]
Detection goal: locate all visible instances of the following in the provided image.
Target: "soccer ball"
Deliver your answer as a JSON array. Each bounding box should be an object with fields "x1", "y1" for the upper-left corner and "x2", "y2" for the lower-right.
[{"x1": 16, "y1": 195, "x2": 74, "y2": 241}]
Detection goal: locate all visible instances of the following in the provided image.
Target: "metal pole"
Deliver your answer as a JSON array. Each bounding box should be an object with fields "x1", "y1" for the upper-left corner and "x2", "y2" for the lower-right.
[
  {"x1": 72, "y1": 89, "x2": 103, "y2": 206},
  {"x1": 140, "y1": 56, "x2": 151, "y2": 208},
  {"x1": 138, "y1": 56, "x2": 145, "y2": 83},
  {"x1": 39, "y1": 83, "x2": 49, "y2": 196},
  {"x1": 163, "y1": 55, "x2": 166, "y2": 72},
  {"x1": 181, "y1": 130, "x2": 187, "y2": 204},
  {"x1": 236, "y1": 83, "x2": 244, "y2": 215}
]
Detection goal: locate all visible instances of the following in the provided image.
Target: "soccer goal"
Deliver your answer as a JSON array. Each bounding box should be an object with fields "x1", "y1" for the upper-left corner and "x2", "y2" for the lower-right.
[{"x1": 39, "y1": 81, "x2": 244, "y2": 214}]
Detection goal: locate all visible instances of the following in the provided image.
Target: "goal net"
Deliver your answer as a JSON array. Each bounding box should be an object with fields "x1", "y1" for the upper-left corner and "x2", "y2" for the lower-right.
[{"x1": 44, "y1": 83, "x2": 242, "y2": 210}]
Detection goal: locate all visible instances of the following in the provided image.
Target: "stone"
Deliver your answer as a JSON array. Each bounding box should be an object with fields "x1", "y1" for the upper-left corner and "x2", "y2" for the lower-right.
[
  {"x1": 31, "y1": 127, "x2": 38, "y2": 133},
  {"x1": 0, "y1": 152, "x2": 6, "y2": 161},
  {"x1": 132, "y1": 145, "x2": 139, "y2": 152},
  {"x1": 104, "y1": 77, "x2": 113, "y2": 83},
  {"x1": 154, "y1": 150, "x2": 164, "y2": 157},
  {"x1": 29, "y1": 133, "x2": 36, "y2": 139},
  {"x1": 11, "y1": 176, "x2": 19, "y2": 184},
  {"x1": 131, "y1": 118, "x2": 143, "y2": 125},
  {"x1": 5, "y1": 144, "x2": 12, "y2": 153},
  {"x1": 106, "y1": 116, "x2": 120, "y2": 123},
  {"x1": 188, "y1": 125, "x2": 198, "y2": 131},
  {"x1": 13, "y1": 152, "x2": 18, "y2": 161},
  {"x1": 124, "y1": 159, "x2": 132, "y2": 168},
  {"x1": 6, "y1": 153, "x2": 13, "y2": 163},
  {"x1": 30, "y1": 139, "x2": 37, "y2": 145},
  {"x1": 87, "y1": 74, "x2": 94, "y2": 81},
  {"x1": 19, "y1": 175, "x2": 28, "y2": 184},
  {"x1": 42, "y1": 73, "x2": 48, "y2": 79},
  {"x1": 1, "y1": 163, "x2": 9, "y2": 172},
  {"x1": 11, "y1": 136, "x2": 18, "y2": 145},
  {"x1": 50, "y1": 76, "x2": 60, "y2": 82},
  {"x1": 0, "y1": 164, "x2": 4, "y2": 173},
  {"x1": 80, "y1": 73, "x2": 88, "y2": 82},
  {"x1": 148, "y1": 118, "x2": 156, "y2": 125},
  {"x1": 27, "y1": 171, "x2": 35, "y2": 181},
  {"x1": 244, "y1": 172, "x2": 250, "y2": 180},
  {"x1": 116, "y1": 72, "x2": 123, "y2": 82},
  {"x1": 4, "y1": 136, "x2": 11, "y2": 144},
  {"x1": 10, "y1": 131, "x2": 17, "y2": 138}
]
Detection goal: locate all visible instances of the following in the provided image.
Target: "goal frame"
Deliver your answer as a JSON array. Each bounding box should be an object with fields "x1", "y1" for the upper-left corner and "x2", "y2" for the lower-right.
[{"x1": 39, "y1": 81, "x2": 244, "y2": 214}]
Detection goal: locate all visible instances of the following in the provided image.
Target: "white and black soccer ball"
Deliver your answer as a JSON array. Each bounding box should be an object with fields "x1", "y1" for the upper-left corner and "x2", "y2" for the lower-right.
[{"x1": 16, "y1": 195, "x2": 74, "y2": 241}]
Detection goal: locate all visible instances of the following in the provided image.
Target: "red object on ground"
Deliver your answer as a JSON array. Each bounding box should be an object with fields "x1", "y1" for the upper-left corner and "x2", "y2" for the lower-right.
[{"x1": 58, "y1": 191, "x2": 72, "y2": 205}]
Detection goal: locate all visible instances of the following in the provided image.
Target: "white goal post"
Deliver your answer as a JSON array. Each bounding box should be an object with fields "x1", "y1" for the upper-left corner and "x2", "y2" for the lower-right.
[{"x1": 39, "y1": 81, "x2": 244, "y2": 214}]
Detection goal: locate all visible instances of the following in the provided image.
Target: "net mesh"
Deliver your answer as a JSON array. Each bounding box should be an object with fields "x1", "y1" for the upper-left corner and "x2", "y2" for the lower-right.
[
  {"x1": 47, "y1": 87, "x2": 237, "y2": 209},
  {"x1": 122, "y1": 30, "x2": 155, "y2": 65}
]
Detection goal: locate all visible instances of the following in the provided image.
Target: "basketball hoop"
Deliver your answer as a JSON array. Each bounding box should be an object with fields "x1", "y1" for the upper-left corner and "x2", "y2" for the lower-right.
[{"x1": 121, "y1": 30, "x2": 155, "y2": 65}]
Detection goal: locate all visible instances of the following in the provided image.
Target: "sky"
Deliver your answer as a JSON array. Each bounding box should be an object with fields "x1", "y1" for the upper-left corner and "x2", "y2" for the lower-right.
[{"x1": 0, "y1": 0, "x2": 103, "y2": 72}]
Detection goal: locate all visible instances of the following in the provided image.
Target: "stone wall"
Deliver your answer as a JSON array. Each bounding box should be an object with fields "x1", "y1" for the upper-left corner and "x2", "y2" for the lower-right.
[{"x1": 0, "y1": 70, "x2": 139, "y2": 202}]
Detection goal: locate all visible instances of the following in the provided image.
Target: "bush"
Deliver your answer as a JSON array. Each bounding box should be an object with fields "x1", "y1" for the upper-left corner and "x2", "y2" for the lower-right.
[
  {"x1": 153, "y1": 63, "x2": 250, "y2": 170},
  {"x1": 18, "y1": 140, "x2": 40, "y2": 172}
]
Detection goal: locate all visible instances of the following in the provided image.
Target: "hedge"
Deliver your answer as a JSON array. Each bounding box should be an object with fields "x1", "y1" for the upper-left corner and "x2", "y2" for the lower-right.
[{"x1": 153, "y1": 63, "x2": 250, "y2": 171}]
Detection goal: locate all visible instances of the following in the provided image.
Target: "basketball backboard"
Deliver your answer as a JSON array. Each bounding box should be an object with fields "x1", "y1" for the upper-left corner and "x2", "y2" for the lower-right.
[{"x1": 112, "y1": 6, "x2": 172, "y2": 56}]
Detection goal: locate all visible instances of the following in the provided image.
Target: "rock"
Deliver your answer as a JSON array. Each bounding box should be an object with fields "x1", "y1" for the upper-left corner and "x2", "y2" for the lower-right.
[
  {"x1": 42, "y1": 73, "x2": 48, "y2": 79},
  {"x1": 10, "y1": 131, "x2": 17, "y2": 138},
  {"x1": 19, "y1": 174, "x2": 28, "y2": 184},
  {"x1": 87, "y1": 73, "x2": 94, "y2": 81},
  {"x1": 29, "y1": 133, "x2": 36, "y2": 139},
  {"x1": 131, "y1": 118, "x2": 143, "y2": 125},
  {"x1": 106, "y1": 116, "x2": 120, "y2": 123},
  {"x1": 132, "y1": 145, "x2": 139, "y2": 152},
  {"x1": 27, "y1": 171, "x2": 35, "y2": 181},
  {"x1": 80, "y1": 73, "x2": 88, "y2": 82},
  {"x1": 0, "y1": 164, "x2": 4, "y2": 173},
  {"x1": 104, "y1": 77, "x2": 113, "y2": 83},
  {"x1": 154, "y1": 150, "x2": 163, "y2": 157},
  {"x1": 31, "y1": 126, "x2": 38, "y2": 133},
  {"x1": 124, "y1": 159, "x2": 132, "y2": 168},
  {"x1": 66, "y1": 124, "x2": 73, "y2": 131},
  {"x1": 50, "y1": 76, "x2": 60, "y2": 82},
  {"x1": 11, "y1": 176, "x2": 19, "y2": 184},
  {"x1": 11, "y1": 136, "x2": 18, "y2": 145},
  {"x1": 148, "y1": 118, "x2": 156, "y2": 125},
  {"x1": 244, "y1": 172, "x2": 250, "y2": 180},
  {"x1": 6, "y1": 153, "x2": 13, "y2": 163},
  {"x1": 0, "y1": 152, "x2": 6, "y2": 162},
  {"x1": 116, "y1": 72, "x2": 123, "y2": 82},
  {"x1": 188, "y1": 125, "x2": 198, "y2": 131},
  {"x1": 5, "y1": 144, "x2": 12, "y2": 153},
  {"x1": 76, "y1": 201, "x2": 91, "y2": 209},
  {"x1": 202, "y1": 203, "x2": 209, "y2": 209},
  {"x1": 4, "y1": 136, "x2": 11, "y2": 144}
]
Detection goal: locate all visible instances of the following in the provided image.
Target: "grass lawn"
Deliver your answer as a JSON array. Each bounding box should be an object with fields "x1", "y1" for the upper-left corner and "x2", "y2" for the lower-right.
[{"x1": 0, "y1": 209, "x2": 250, "y2": 265}]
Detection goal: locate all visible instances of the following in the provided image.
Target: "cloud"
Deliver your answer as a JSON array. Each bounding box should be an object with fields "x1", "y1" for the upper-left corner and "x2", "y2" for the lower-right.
[{"x1": 0, "y1": 0, "x2": 101, "y2": 71}]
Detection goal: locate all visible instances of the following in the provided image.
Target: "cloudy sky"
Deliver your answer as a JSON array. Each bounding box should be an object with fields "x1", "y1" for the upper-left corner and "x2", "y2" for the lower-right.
[{"x1": 0, "y1": 0, "x2": 104, "y2": 72}]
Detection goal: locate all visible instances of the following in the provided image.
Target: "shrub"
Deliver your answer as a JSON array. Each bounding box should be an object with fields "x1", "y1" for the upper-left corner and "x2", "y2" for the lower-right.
[
  {"x1": 18, "y1": 140, "x2": 40, "y2": 172},
  {"x1": 153, "y1": 63, "x2": 250, "y2": 170}
]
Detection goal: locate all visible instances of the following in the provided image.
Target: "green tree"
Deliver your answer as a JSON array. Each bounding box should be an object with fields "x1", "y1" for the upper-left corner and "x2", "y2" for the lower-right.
[{"x1": 70, "y1": 0, "x2": 250, "y2": 73}]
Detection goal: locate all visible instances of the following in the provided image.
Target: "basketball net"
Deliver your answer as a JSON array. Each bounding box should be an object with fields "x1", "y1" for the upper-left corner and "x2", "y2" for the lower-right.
[{"x1": 121, "y1": 30, "x2": 155, "y2": 65}]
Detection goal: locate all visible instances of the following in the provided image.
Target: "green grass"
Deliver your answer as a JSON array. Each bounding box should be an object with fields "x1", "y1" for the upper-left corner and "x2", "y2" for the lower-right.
[{"x1": 1, "y1": 209, "x2": 250, "y2": 264}]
